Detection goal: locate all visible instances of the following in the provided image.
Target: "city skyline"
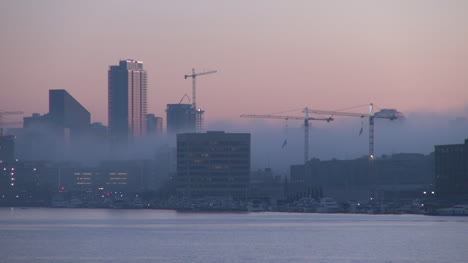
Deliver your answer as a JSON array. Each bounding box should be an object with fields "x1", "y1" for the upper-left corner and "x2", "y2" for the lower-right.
[
  {"x1": 0, "y1": 1, "x2": 467, "y2": 125},
  {"x1": 1, "y1": 2, "x2": 467, "y2": 262}
]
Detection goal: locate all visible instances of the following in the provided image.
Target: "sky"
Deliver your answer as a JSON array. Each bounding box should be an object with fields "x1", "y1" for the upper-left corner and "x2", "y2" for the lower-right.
[{"x1": 0, "y1": 0, "x2": 467, "y2": 168}]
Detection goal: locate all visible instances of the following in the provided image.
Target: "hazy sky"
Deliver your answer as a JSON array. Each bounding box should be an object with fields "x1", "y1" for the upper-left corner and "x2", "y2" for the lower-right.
[{"x1": 1, "y1": 0, "x2": 467, "y2": 125}]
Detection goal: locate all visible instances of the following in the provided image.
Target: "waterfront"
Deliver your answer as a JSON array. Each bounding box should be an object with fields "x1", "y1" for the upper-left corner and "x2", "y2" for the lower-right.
[{"x1": 1, "y1": 208, "x2": 467, "y2": 263}]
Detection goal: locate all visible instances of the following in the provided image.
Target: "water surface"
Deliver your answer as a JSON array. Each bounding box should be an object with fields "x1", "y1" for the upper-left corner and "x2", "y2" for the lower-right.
[{"x1": 0, "y1": 208, "x2": 467, "y2": 263}]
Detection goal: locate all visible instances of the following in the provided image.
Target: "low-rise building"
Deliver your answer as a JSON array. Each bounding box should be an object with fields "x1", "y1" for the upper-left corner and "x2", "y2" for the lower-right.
[
  {"x1": 176, "y1": 131, "x2": 250, "y2": 199},
  {"x1": 435, "y1": 139, "x2": 468, "y2": 199}
]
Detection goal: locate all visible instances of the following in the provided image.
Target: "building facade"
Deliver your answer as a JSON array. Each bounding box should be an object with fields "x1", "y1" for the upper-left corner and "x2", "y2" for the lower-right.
[
  {"x1": 49, "y1": 89, "x2": 90, "y2": 130},
  {"x1": 146, "y1": 114, "x2": 163, "y2": 135},
  {"x1": 435, "y1": 139, "x2": 468, "y2": 199},
  {"x1": 49, "y1": 89, "x2": 90, "y2": 140},
  {"x1": 176, "y1": 131, "x2": 250, "y2": 199},
  {"x1": 0, "y1": 130, "x2": 15, "y2": 164},
  {"x1": 166, "y1": 104, "x2": 196, "y2": 134},
  {"x1": 289, "y1": 153, "x2": 434, "y2": 201},
  {"x1": 108, "y1": 59, "x2": 148, "y2": 140}
]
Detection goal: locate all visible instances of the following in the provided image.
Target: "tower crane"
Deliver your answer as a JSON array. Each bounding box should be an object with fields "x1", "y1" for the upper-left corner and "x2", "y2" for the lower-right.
[
  {"x1": 184, "y1": 68, "x2": 217, "y2": 110},
  {"x1": 241, "y1": 107, "x2": 333, "y2": 163},
  {"x1": 306, "y1": 103, "x2": 402, "y2": 200},
  {"x1": 305, "y1": 103, "x2": 402, "y2": 160}
]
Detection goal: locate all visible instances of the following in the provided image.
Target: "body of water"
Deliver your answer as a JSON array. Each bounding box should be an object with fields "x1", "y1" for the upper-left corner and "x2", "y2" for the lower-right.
[{"x1": 0, "y1": 208, "x2": 467, "y2": 263}]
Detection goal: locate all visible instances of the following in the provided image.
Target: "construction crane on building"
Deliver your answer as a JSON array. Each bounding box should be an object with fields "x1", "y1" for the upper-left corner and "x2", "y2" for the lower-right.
[
  {"x1": 184, "y1": 68, "x2": 217, "y2": 110},
  {"x1": 0, "y1": 111, "x2": 23, "y2": 130},
  {"x1": 241, "y1": 107, "x2": 333, "y2": 163},
  {"x1": 305, "y1": 103, "x2": 402, "y2": 160}
]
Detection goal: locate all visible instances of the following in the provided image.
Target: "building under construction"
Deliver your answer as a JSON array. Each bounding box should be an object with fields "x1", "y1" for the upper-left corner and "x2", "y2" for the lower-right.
[{"x1": 166, "y1": 104, "x2": 204, "y2": 134}]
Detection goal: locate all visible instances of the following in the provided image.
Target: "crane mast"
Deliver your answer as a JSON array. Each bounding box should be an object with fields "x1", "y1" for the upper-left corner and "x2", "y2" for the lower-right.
[
  {"x1": 184, "y1": 68, "x2": 217, "y2": 110},
  {"x1": 304, "y1": 107, "x2": 309, "y2": 163},
  {"x1": 305, "y1": 103, "x2": 401, "y2": 200},
  {"x1": 306, "y1": 103, "x2": 401, "y2": 160},
  {"x1": 241, "y1": 107, "x2": 333, "y2": 163},
  {"x1": 368, "y1": 103, "x2": 375, "y2": 159}
]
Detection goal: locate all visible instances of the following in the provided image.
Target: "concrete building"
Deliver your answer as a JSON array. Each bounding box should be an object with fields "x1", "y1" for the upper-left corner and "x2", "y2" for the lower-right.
[
  {"x1": 166, "y1": 104, "x2": 196, "y2": 134},
  {"x1": 108, "y1": 59, "x2": 148, "y2": 141},
  {"x1": 59, "y1": 160, "x2": 154, "y2": 193},
  {"x1": 146, "y1": 114, "x2": 163, "y2": 135},
  {"x1": 289, "y1": 153, "x2": 434, "y2": 202},
  {"x1": 248, "y1": 168, "x2": 285, "y2": 202},
  {"x1": 49, "y1": 89, "x2": 90, "y2": 139},
  {"x1": 176, "y1": 131, "x2": 250, "y2": 199},
  {"x1": 435, "y1": 139, "x2": 468, "y2": 199},
  {"x1": 0, "y1": 129, "x2": 15, "y2": 164},
  {"x1": 17, "y1": 90, "x2": 91, "y2": 160}
]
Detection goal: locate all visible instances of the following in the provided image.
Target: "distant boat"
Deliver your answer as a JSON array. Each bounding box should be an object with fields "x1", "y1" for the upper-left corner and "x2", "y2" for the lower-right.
[
  {"x1": 51, "y1": 200, "x2": 69, "y2": 208},
  {"x1": 317, "y1": 198, "x2": 341, "y2": 213},
  {"x1": 132, "y1": 197, "x2": 145, "y2": 209},
  {"x1": 247, "y1": 200, "x2": 269, "y2": 212},
  {"x1": 51, "y1": 195, "x2": 69, "y2": 208},
  {"x1": 113, "y1": 198, "x2": 130, "y2": 209},
  {"x1": 69, "y1": 198, "x2": 83, "y2": 208}
]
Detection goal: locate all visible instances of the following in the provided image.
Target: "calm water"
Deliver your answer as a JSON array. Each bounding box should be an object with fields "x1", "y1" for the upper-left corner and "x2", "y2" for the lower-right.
[{"x1": 0, "y1": 208, "x2": 467, "y2": 263}]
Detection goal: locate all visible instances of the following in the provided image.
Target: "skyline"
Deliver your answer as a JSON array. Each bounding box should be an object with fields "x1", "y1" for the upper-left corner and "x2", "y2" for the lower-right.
[{"x1": 0, "y1": 1, "x2": 467, "y2": 125}]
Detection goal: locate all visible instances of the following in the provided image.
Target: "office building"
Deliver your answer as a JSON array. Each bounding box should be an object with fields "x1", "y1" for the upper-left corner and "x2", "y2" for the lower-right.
[
  {"x1": 0, "y1": 129, "x2": 15, "y2": 163},
  {"x1": 146, "y1": 114, "x2": 163, "y2": 135},
  {"x1": 61, "y1": 160, "x2": 154, "y2": 192},
  {"x1": 17, "y1": 90, "x2": 91, "y2": 160},
  {"x1": 176, "y1": 131, "x2": 250, "y2": 199},
  {"x1": 435, "y1": 139, "x2": 468, "y2": 198},
  {"x1": 49, "y1": 89, "x2": 90, "y2": 138},
  {"x1": 108, "y1": 59, "x2": 148, "y2": 140},
  {"x1": 289, "y1": 153, "x2": 434, "y2": 201}
]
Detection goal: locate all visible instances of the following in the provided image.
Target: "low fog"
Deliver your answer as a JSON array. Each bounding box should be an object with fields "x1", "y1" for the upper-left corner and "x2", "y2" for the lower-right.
[
  {"x1": 10, "y1": 106, "x2": 467, "y2": 173},
  {"x1": 208, "y1": 106, "x2": 468, "y2": 172}
]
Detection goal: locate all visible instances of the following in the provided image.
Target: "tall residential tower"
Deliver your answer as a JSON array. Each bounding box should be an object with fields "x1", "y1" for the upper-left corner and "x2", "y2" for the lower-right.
[{"x1": 108, "y1": 59, "x2": 148, "y2": 141}]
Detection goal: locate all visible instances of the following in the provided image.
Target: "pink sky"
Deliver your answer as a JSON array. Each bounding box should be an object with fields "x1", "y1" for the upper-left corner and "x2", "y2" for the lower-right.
[{"x1": 1, "y1": 0, "x2": 467, "y2": 125}]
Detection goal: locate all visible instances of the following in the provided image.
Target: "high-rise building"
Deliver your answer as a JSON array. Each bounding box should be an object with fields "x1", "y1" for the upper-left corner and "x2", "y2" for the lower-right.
[
  {"x1": 108, "y1": 59, "x2": 148, "y2": 140},
  {"x1": 435, "y1": 139, "x2": 468, "y2": 198},
  {"x1": 17, "y1": 90, "x2": 91, "y2": 160},
  {"x1": 49, "y1": 89, "x2": 90, "y2": 138},
  {"x1": 166, "y1": 104, "x2": 196, "y2": 134},
  {"x1": 176, "y1": 131, "x2": 251, "y2": 199},
  {"x1": 146, "y1": 114, "x2": 163, "y2": 135}
]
